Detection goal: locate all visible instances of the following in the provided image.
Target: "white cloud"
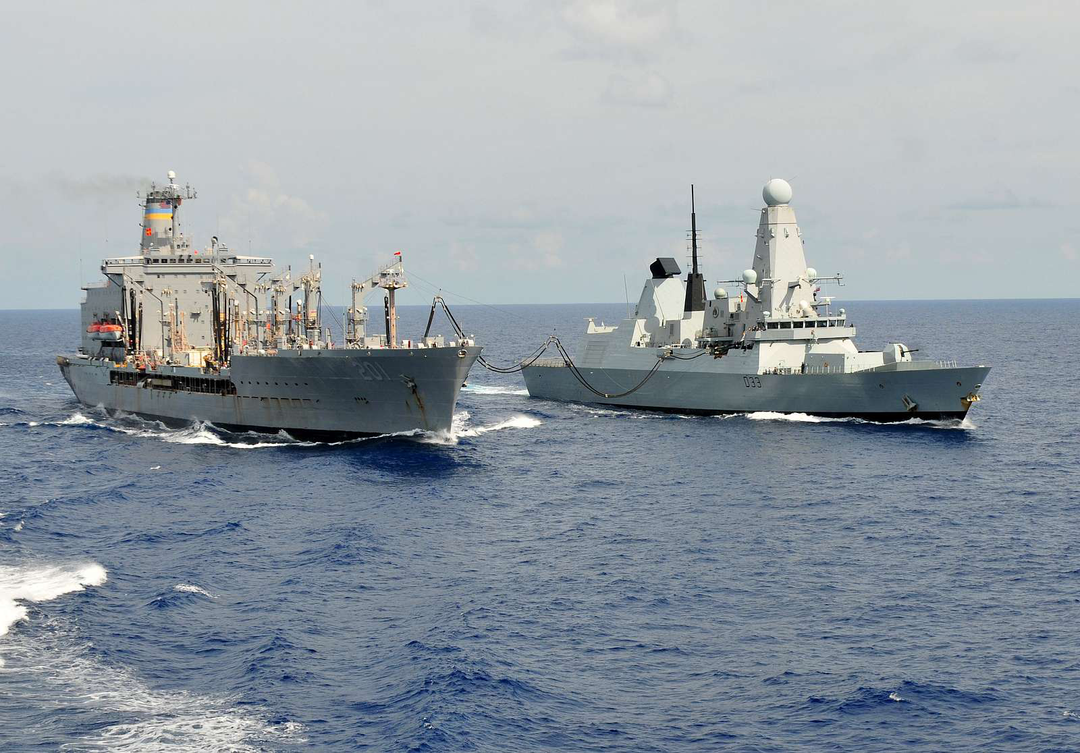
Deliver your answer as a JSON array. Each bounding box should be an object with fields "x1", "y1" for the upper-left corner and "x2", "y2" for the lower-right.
[
  {"x1": 507, "y1": 231, "x2": 567, "y2": 271},
  {"x1": 885, "y1": 242, "x2": 912, "y2": 263},
  {"x1": 559, "y1": 0, "x2": 677, "y2": 54},
  {"x1": 449, "y1": 241, "x2": 480, "y2": 272},
  {"x1": 219, "y1": 161, "x2": 327, "y2": 251},
  {"x1": 601, "y1": 69, "x2": 672, "y2": 107}
]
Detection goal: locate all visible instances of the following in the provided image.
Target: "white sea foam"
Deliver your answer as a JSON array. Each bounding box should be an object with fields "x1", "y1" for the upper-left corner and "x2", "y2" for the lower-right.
[
  {"x1": 458, "y1": 415, "x2": 542, "y2": 436},
  {"x1": 743, "y1": 411, "x2": 973, "y2": 429},
  {"x1": 462, "y1": 384, "x2": 529, "y2": 396},
  {"x1": 583, "y1": 407, "x2": 633, "y2": 417},
  {"x1": 10, "y1": 622, "x2": 302, "y2": 752},
  {"x1": 159, "y1": 423, "x2": 309, "y2": 449},
  {"x1": 13, "y1": 521, "x2": 23, "y2": 532},
  {"x1": 0, "y1": 562, "x2": 107, "y2": 669},
  {"x1": 746, "y1": 411, "x2": 842, "y2": 423},
  {"x1": 0, "y1": 565, "x2": 300, "y2": 750},
  {"x1": 57, "y1": 412, "x2": 318, "y2": 449},
  {"x1": 889, "y1": 691, "x2": 903, "y2": 702},
  {"x1": 0, "y1": 562, "x2": 107, "y2": 640},
  {"x1": 173, "y1": 584, "x2": 215, "y2": 599},
  {"x1": 421, "y1": 411, "x2": 542, "y2": 444},
  {"x1": 58, "y1": 413, "x2": 96, "y2": 426}
]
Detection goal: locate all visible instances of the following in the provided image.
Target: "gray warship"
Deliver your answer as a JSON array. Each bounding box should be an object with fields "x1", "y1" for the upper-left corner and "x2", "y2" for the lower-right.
[
  {"x1": 58, "y1": 172, "x2": 481, "y2": 440},
  {"x1": 522, "y1": 179, "x2": 989, "y2": 421}
]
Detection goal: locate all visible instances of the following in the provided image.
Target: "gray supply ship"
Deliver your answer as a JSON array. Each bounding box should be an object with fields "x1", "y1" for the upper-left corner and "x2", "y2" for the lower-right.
[
  {"x1": 522, "y1": 179, "x2": 989, "y2": 421},
  {"x1": 58, "y1": 172, "x2": 480, "y2": 440}
]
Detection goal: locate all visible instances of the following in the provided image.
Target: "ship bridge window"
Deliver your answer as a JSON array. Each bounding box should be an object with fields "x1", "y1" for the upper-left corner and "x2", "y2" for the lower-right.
[
  {"x1": 780, "y1": 322, "x2": 792, "y2": 329},
  {"x1": 767, "y1": 322, "x2": 779, "y2": 330},
  {"x1": 794, "y1": 321, "x2": 804, "y2": 328}
]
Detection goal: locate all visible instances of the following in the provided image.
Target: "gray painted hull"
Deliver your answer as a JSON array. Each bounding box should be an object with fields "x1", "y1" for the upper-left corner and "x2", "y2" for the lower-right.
[
  {"x1": 58, "y1": 346, "x2": 481, "y2": 439},
  {"x1": 522, "y1": 361, "x2": 990, "y2": 421}
]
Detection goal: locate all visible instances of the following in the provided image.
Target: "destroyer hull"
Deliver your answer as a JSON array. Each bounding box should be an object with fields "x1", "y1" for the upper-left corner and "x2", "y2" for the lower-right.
[
  {"x1": 58, "y1": 346, "x2": 481, "y2": 439},
  {"x1": 522, "y1": 362, "x2": 990, "y2": 422}
]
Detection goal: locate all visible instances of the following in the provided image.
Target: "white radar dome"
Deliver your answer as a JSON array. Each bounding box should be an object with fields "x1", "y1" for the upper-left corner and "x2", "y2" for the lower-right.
[
  {"x1": 742, "y1": 269, "x2": 758, "y2": 285},
  {"x1": 763, "y1": 178, "x2": 793, "y2": 206},
  {"x1": 713, "y1": 287, "x2": 728, "y2": 299},
  {"x1": 805, "y1": 267, "x2": 817, "y2": 279}
]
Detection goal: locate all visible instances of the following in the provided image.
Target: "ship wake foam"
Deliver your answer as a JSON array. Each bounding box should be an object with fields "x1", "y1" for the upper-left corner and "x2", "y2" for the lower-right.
[
  {"x1": 0, "y1": 562, "x2": 301, "y2": 750},
  {"x1": 461, "y1": 384, "x2": 530, "y2": 397},
  {"x1": 422, "y1": 411, "x2": 542, "y2": 444},
  {"x1": 0, "y1": 562, "x2": 107, "y2": 663},
  {"x1": 173, "y1": 583, "x2": 216, "y2": 599},
  {"x1": 55, "y1": 412, "x2": 319, "y2": 448},
  {"x1": 743, "y1": 411, "x2": 973, "y2": 429},
  {"x1": 745, "y1": 411, "x2": 849, "y2": 423},
  {"x1": 56, "y1": 410, "x2": 451, "y2": 449}
]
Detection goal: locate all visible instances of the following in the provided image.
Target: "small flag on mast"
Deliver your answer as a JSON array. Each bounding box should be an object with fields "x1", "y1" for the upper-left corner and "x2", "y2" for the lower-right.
[{"x1": 394, "y1": 251, "x2": 402, "y2": 256}]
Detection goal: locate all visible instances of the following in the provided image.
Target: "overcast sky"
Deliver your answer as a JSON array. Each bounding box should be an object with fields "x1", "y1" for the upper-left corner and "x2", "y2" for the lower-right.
[{"x1": 2, "y1": 0, "x2": 1076, "y2": 309}]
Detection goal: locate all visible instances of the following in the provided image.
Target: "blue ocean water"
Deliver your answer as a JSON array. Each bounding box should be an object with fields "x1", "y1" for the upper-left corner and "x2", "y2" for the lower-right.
[{"x1": 1, "y1": 299, "x2": 1078, "y2": 752}]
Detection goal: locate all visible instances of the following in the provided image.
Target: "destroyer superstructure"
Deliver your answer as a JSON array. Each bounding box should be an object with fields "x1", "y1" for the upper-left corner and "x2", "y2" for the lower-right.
[
  {"x1": 58, "y1": 171, "x2": 480, "y2": 439},
  {"x1": 522, "y1": 180, "x2": 989, "y2": 421}
]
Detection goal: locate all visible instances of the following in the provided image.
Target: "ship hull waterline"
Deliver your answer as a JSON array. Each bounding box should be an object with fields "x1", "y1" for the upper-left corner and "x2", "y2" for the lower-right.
[
  {"x1": 58, "y1": 346, "x2": 482, "y2": 441},
  {"x1": 522, "y1": 362, "x2": 990, "y2": 423}
]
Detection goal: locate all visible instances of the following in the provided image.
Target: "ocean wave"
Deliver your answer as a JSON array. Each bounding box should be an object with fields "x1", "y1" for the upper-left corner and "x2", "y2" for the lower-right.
[
  {"x1": 54, "y1": 411, "x2": 440, "y2": 449},
  {"x1": 173, "y1": 583, "x2": 216, "y2": 599},
  {"x1": 0, "y1": 562, "x2": 107, "y2": 663},
  {"x1": 54, "y1": 412, "x2": 318, "y2": 449},
  {"x1": 0, "y1": 563, "x2": 299, "y2": 750},
  {"x1": 457, "y1": 415, "x2": 542, "y2": 437},
  {"x1": 744, "y1": 411, "x2": 973, "y2": 429},
  {"x1": 8, "y1": 622, "x2": 302, "y2": 752},
  {"x1": 745, "y1": 411, "x2": 849, "y2": 423},
  {"x1": 422, "y1": 411, "x2": 542, "y2": 444},
  {"x1": 462, "y1": 384, "x2": 530, "y2": 396}
]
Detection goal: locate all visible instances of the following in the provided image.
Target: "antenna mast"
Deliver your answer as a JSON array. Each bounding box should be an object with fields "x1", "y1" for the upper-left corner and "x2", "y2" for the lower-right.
[{"x1": 683, "y1": 184, "x2": 706, "y2": 313}]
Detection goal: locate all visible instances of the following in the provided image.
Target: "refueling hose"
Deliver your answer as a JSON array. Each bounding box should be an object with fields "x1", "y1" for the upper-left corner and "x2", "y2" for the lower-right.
[{"x1": 425, "y1": 296, "x2": 708, "y2": 399}]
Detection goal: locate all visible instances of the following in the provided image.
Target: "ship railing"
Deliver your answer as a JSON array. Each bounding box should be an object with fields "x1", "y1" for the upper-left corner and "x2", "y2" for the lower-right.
[{"x1": 767, "y1": 359, "x2": 960, "y2": 376}]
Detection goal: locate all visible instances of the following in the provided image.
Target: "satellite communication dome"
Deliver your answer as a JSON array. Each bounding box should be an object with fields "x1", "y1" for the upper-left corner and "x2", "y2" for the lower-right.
[
  {"x1": 805, "y1": 267, "x2": 817, "y2": 279},
  {"x1": 742, "y1": 269, "x2": 758, "y2": 285},
  {"x1": 713, "y1": 287, "x2": 728, "y2": 299},
  {"x1": 763, "y1": 178, "x2": 793, "y2": 206}
]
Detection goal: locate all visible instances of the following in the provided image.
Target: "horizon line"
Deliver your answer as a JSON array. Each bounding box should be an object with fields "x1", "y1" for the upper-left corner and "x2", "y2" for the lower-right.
[{"x1": 3, "y1": 295, "x2": 1078, "y2": 313}]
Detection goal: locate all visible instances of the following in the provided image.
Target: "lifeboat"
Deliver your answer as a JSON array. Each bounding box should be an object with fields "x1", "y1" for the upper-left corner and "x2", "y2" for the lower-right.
[{"x1": 89, "y1": 323, "x2": 124, "y2": 341}]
